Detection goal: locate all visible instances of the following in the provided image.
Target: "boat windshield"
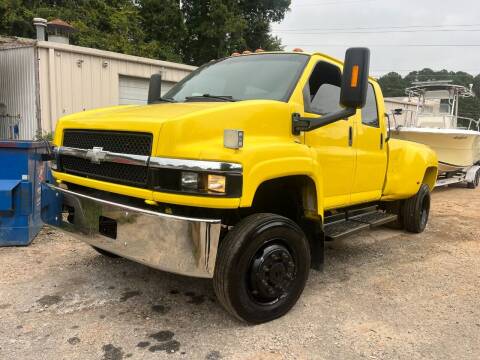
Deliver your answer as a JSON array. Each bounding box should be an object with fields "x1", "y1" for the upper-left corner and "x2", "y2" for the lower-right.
[
  {"x1": 164, "y1": 54, "x2": 309, "y2": 102},
  {"x1": 438, "y1": 101, "x2": 451, "y2": 114}
]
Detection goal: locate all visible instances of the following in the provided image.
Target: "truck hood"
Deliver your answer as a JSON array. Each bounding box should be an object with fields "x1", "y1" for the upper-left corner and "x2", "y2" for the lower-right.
[
  {"x1": 54, "y1": 100, "x2": 295, "y2": 162},
  {"x1": 57, "y1": 102, "x2": 232, "y2": 129},
  {"x1": 54, "y1": 102, "x2": 240, "y2": 148}
]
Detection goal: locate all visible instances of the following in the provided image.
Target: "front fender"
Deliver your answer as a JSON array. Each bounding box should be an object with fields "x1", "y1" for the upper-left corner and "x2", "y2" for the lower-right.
[
  {"x1": 239, "y1": 143, "x2": 324, "y2": 217},
  {"x1": 382, "y1": 139, "x2": 438, "y2": 200}
]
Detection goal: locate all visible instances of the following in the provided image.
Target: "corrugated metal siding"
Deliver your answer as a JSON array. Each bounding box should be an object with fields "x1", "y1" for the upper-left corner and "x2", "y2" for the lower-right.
[
  {"x1": 37, "y1": 43, "x2": 194, "y2": 134},
  {"x1": 0, "y1": 46, "x2": 38, "y2": 139}
]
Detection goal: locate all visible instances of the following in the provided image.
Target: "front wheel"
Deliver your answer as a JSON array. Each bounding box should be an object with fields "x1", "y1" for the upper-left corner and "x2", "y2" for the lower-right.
[
  {"x1": 402, "y1": 184, "x2": 431, "y2": 233},
  {"x1": 213, "y1": 213, "x2": 310, "y2": 324}
]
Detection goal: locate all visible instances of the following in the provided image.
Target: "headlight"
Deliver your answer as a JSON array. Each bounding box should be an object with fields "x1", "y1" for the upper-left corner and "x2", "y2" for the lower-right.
[
  {"x1": 180, "y1": 172, "x2": 199, "y2": 191},
  {"x1": 181, "y1": 172, "x2": 226, "y2": 194},
  {"x1": 207, "y1": 174, "x2": 226, "y2": 193},
  {"x1": 149, "y1": 157, "x2": 242, "y2": 197}
]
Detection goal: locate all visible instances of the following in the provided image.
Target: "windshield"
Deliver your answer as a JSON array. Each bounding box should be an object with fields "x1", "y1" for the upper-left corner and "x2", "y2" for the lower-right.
[{"x1": 164, "y1": 53, "x2": 309, "y2": 102}]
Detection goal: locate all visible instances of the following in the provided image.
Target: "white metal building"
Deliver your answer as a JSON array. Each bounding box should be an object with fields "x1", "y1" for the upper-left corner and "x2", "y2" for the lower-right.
[{"x1": 0, "y1": 35, "x2": 195, "y2": 140}]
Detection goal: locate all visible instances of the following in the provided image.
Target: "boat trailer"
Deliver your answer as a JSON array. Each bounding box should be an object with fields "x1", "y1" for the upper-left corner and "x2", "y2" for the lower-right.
[{"x1": 435, "y1": 165, "x2": 480, "y2": 189}]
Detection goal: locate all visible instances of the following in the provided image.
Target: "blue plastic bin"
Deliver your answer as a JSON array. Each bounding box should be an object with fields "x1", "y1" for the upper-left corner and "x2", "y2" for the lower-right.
[{"x1": 0, "y1": 140, "x2": 61, "y2": 246}]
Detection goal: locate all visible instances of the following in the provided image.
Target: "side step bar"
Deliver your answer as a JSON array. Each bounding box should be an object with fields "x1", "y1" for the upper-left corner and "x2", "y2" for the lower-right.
[{"x1": 324, "y1": 210, "x2": 397, "y2": 240}]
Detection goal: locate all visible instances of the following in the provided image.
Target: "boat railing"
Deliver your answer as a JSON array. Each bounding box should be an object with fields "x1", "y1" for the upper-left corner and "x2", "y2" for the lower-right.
[
  {"x1": 456, "y1": 116, "x2": 480, "y2": 131},
  {"x1": 390, "y1": 109, "x2": 417, "y2": 129},
  {"x1": 390, "y1": 109, "x2": 479, "y2": 131}
]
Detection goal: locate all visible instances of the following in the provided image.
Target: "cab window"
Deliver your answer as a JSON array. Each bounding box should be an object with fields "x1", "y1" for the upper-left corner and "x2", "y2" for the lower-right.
[
  {"x1": 361, "y1": 84, "x2": 379, "y2": 127},
  {"x1": 304, "y1": 61, "x2": 342, "y2": 115}
]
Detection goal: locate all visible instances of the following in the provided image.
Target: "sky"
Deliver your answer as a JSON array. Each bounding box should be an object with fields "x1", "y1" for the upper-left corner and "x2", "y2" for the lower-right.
[{"x1": 271, "y1": 0, "x2": 480, "y2": 77}]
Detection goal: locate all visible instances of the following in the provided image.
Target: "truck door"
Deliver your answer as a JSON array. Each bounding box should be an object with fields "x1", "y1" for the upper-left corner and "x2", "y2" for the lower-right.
[
  {"x1": 303, "y1": 61, "x2": 357, "y2": 209},
  {"x1": 351, "y1": 82, "x2": 388, "y2": 204}
]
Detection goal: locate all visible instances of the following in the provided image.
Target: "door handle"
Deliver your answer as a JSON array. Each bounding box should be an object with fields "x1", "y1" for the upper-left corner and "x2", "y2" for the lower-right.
[
  {"x1": 348, "y1": 126, "x2": 353, "y2": 147},
  {"x1": 380, "y1": 133, "x2": 384, "y2": 149}
]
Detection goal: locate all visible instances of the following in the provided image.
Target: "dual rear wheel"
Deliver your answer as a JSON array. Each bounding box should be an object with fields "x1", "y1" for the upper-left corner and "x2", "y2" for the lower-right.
[
  {"x1": 386, "y1": 184, "x2": 431, "y2": 233},
  {"x1": 402, "y1": 184, "x2": 431, "y2": 233}
]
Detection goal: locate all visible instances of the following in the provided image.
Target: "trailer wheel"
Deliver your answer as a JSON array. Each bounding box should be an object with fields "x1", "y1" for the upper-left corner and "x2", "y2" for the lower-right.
[
  {"x1": 467, "y1": 168, "x2": 480, "y2": 189},
  {"x1": 213, "y1": 213, "x2": 310, "y2": 324},
  {"x1": 402, "y1": 184, "x2": 430, "y2": 233},
  {"x1": 91, "y1": 246, "x2": 119, "y2": 258}
]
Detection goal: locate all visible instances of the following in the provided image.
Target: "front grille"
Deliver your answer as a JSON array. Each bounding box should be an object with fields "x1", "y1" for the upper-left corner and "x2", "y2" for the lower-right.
[
  {"x1": 60, "y1": 130, "x2": 152, "y2": 188},
  {"x1": 60, "y1": 155, "x2": 149, "y2": 187},
  {"x1": 63, "y1": 130, "x2": 152, "y2": 156}
]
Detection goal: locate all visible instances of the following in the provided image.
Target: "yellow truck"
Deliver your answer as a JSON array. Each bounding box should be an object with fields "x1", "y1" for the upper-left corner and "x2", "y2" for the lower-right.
[{"x1": 44, "y1": 48, "x2": 438, "y2": 323}]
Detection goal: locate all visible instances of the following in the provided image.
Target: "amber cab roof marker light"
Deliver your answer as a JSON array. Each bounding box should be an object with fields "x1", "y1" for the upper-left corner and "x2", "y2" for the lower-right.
[
  {"x1": 255, "y1": 48, "x2": 265, "y2": 53},
  {"x1": 242, "y1": 50, "x2": 252, "y2": 55},
  {"x1": 292, "y1": 48, "x2": 304, "y2": 52},
  {"x1": 231, "y1": 52, "x2": 241, "y2": 57}
]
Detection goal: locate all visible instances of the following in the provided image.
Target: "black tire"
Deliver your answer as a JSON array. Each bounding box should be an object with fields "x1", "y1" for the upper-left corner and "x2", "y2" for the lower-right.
[
  {"x1": 213, "y1": 213, "x2": 310, "y2": 324},
  {"x1": 91, "y1": 246, "x2": 119, "y2": 258},
  {"x1": 402, "y1": 184, "x2": 431, "y2": 233},
  {"x1": 467, "y1": 169, "x2": 480, "y2": 189}
]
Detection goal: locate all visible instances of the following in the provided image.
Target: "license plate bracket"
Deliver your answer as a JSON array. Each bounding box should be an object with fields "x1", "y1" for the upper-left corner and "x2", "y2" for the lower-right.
[{"x1": 99, "y1": 216, "x2": 117, "y2": 239}]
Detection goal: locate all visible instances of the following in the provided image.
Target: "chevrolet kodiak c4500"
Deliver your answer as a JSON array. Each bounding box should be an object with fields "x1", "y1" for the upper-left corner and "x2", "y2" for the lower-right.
[{"x1": 44, "y1": 48, "x2": 438, "y2": 323}]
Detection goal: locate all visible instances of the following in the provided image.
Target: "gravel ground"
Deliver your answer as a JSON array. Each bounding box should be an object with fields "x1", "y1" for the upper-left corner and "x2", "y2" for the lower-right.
[{"x1": 0, "y1": 185, "x2": 479, "y2": 360}]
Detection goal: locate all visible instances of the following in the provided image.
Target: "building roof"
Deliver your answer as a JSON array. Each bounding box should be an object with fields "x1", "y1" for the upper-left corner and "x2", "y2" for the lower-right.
[
  {"x1": 36, "y1": 40, "x2": 196, "y2": 71},
  {"x1": 0, "y1": 36, "x2": 36, "y2": 49},
  {"x1": 0, "y1": 36, "x2": 195, "y2": 71}
]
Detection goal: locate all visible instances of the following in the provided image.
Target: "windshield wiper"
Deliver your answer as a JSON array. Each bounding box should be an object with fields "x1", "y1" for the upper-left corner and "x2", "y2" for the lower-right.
[
  {"x1": 153, "y1": 97, "x2": 176, "y2": 103},
  {"x1": 185, "y1": 94, "x2": 237, "y2": 102}
]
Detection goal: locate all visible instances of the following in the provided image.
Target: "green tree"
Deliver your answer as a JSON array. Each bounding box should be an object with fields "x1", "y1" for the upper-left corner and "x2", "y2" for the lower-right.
[
  {"x1": 0, "y1": 0, "x2": 290, "y2": 65},
  {"x1": 378, "y1": 69, "x2": 480, "y2": 121},
  {"x1": 0, "y1": 0, "x2": 7, "y2": 34},
  {"x1": 40, "y1": 0, "x2": 147, "y2": 56},
  {"x1": 181, "y1": 0, "x2": 247, "y2": 65},
  {"x1": 377, "y1": 72, "x2": 408, "y2": 97},
  {"x1": 238, "y1": 0, "x2": 290, "y2": 51},
  {"x1": 0, "y1": 0, "x2": 149, "y2": 56},
  {"x1": 0, "y1": 0, "x2": 36, "y2": 37},
  {"x1": 472, "y1": 74, "x2": 480, "y2": 98},
  {"x1": 138, "y1": 0, "x2": 186, "y2": 62},
  {"x1": 180, "y1": 0, "x2": 290, "y2": 65}
]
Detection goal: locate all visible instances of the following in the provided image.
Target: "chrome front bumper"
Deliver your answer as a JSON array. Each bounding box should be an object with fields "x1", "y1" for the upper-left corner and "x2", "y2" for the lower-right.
[{"x1": 42, "y1": 184, "x2": 221, "y2": 278}]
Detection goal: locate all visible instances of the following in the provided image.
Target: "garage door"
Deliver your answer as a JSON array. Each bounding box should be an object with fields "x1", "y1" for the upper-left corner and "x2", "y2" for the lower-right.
[{"x1": 119, "y1": 76, "x2": 176, "y2": 105}]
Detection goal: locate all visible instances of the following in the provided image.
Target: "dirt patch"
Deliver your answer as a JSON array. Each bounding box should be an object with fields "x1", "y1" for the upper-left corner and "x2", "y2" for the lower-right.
[{"x1": 0, "y1": 186, "x2": 479, "y2": 359}]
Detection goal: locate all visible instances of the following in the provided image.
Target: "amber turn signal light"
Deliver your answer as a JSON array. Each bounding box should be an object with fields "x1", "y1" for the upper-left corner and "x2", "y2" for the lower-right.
[{"x1": 350, "y1": 65, "x2": 359, "y2": 88}]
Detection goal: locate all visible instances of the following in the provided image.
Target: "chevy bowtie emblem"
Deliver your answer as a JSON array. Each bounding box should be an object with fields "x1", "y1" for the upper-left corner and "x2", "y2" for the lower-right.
[{"x1": 86, "y1": 147, "x2": 107, "y2": 164}]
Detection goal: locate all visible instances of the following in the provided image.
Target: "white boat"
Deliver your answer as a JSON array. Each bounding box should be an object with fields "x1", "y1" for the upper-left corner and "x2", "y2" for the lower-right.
[{"x1": 391, "y1": 81, "x2": 480, "y2": 174}]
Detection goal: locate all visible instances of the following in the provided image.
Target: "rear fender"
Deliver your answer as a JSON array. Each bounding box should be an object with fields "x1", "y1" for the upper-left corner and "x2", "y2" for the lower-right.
[{"x1": 381, "y1": 139, "x2": 438, "y2": 200}]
